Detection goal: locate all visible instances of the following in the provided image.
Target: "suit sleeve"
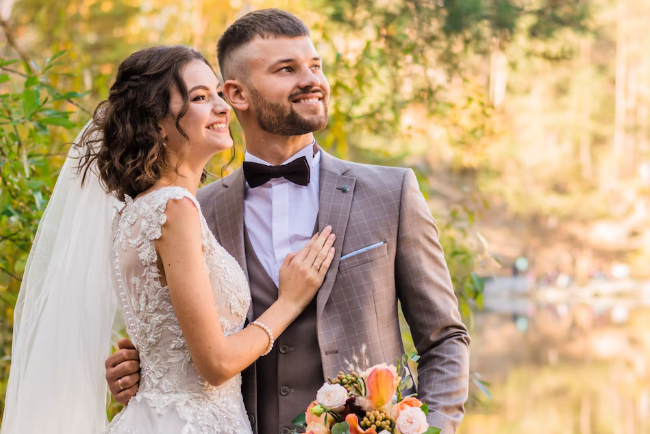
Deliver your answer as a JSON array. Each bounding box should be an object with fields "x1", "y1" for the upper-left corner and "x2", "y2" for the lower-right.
[{"x1": 395, "y1": 169, "x2": 471, "y2": 433}]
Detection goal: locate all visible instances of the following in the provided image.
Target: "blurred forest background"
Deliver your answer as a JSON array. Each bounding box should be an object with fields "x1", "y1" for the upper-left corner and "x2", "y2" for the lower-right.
[{"x1": 3, "y1": 0, "x2": 650, "y2": 433}]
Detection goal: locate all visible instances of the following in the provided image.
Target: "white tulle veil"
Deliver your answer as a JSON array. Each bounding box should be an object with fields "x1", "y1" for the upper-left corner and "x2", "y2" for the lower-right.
[{"x1": 1, "y1": 120, "x2": 123, "y2": 433}]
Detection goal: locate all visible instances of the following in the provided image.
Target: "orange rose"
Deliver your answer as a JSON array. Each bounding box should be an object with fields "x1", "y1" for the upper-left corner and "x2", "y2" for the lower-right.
[{"x1": 390, "y1": 397, "x2": 424, "y2": 419}]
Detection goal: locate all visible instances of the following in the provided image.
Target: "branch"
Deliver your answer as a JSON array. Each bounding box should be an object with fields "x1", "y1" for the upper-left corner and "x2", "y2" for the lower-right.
[
  {"x1": 0, "y1": 19, "x2": 91, "y2": 115},
  {"x1": 0, "y1": 231, "x2": 20, "y2": 242},
  {"x1": 0, "y1": 65, "x2": 28, "y2": 78},
  {"x1": 0, "y1": 17, "x2": 31, "y2": 69},
  {"x1": 0, "y1": 265, "x2": 21, "y2": 282}
]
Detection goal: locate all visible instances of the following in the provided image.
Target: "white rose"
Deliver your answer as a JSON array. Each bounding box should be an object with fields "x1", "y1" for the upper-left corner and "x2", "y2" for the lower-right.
[
  {"x1": 395, "y1": 407, "x2": 429, "y2": 434},
  {"x1": 379, "y1": 431, "x2": 392, "y2": 434},
  {"x1": 316, "y1": 383, "x2": 348, "y2": 411}
]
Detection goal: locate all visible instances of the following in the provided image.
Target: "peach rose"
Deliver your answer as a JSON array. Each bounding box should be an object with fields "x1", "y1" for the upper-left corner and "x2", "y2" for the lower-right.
[
  {"x1": 306, "y1": 402, "x2": 335, "y2": 427},
  {"x1": 306, "y1": 422, "x2": 331, "y2": 434},
  {"x1": 395, "y1": 407, "x2": 429, "y2": 434},
  {"x1": 390, "y1": 397, "x2": 424, "y2": 419}
]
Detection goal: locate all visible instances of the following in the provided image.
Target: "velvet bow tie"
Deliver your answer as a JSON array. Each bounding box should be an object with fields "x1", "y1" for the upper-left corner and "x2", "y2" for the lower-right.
[{"x1": 242, "y1": 156, "x2": 311, "y2": 188}]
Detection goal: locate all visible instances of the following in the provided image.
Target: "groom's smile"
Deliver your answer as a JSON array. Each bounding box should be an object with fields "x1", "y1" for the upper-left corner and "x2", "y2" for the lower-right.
[{"x1": 223, "y1": 35, "x2": 330, "y2": 136}]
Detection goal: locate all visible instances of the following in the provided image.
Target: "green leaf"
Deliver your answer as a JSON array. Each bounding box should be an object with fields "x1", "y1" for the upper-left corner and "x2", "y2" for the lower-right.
[
  {"x1": 43, "y1": 51, "x2": 68, "y2": 71},
  {"x1": 424, "y1": 427, "x2": 441, "y2": 434},
  {"x1": 0, "y1": 59, "x2": 18, "y2": 67},
  {"x1": 399, "y1": 375, "x2": 414, "y2": 390},
  {"x1": 22, "y1": 88, "x2": 39, "y2": 118},
  {"x1": 52, "y1": 91, "x2": 89, "y2": 102},
  {"x1": 331, "y1": 422, "x2": 350, "y2": 434},
  {"x1": 472, "y1": 376, "x2": 492, "y2": 400},
  {"x1": 420, "y1": 402, "x2": 429, "y2": 416},
  {"x1": 409, "y1": 351, "x2": 420, "y2": 363},
  {"x1": 291, "y1": 412, "x2": 307, "y2": 429},
  {"x1": 470, "y1": 272, "x2": 484, "y2": 294},
  {"x1": 24, "y1": 76, "x2": 39, "y2": 88},
  {"x1": 39, "y1": 117, "x2": 76, "y2": 129},
  {"x1": 0, "y1": 74, "x2": 9, "y2": 84}
]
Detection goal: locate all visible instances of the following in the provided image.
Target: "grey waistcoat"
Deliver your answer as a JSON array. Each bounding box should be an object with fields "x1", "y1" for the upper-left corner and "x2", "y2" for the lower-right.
[{"x1": 242, "y1": 227, "x2": 324, "y2": 434}]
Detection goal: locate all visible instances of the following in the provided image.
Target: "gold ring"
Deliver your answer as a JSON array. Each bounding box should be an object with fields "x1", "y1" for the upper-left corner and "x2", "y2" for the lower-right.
[
  {"x1": 312, "y1": 262, "x2": 322, "y2": 271},
  {"x1": 118, "y1": 378, "x2": 124, "y2": 391}
]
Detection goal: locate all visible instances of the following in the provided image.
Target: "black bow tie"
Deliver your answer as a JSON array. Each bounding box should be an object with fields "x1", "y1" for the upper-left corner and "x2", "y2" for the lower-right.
[{"x1": 243, "y1": 156, "x2": 311, "y2": 188}]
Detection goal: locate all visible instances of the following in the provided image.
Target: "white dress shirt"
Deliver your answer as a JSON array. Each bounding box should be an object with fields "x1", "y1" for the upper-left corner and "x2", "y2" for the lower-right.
[{"x1": 244, "y1": 142, "x2": 320, "y2": 286}]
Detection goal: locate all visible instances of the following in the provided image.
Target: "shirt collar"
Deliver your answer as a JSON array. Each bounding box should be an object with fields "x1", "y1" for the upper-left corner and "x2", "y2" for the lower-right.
[{"x1": 244, "y1": 139, "x2": 320, "y2": 169}]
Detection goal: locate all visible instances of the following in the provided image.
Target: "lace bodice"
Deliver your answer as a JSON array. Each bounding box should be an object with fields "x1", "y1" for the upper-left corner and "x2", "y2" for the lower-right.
[{"x1": 107, "y1": 186, "x2": 252, "y2": 434}]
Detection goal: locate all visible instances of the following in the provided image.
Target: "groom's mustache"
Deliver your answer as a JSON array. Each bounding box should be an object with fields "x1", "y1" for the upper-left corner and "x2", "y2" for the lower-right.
[{"x1": 288, "y1": 88, "x2": 326, "y2": 101}]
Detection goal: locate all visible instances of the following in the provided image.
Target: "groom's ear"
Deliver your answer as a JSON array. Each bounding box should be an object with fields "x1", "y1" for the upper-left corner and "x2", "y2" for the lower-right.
[{"x1": 223, "y1": 79, "x2": 249, "y2": 112}]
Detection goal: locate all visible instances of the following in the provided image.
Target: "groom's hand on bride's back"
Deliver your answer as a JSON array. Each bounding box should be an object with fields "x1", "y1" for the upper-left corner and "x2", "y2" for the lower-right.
[{"x1": 106, "y1": 337, "x2": 141, "y2": 405}]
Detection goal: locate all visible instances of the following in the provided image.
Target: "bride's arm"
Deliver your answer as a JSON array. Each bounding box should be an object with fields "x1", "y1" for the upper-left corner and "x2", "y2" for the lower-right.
[{"x1": 157, "y1": 197, "x2": 335, "y2": 387}]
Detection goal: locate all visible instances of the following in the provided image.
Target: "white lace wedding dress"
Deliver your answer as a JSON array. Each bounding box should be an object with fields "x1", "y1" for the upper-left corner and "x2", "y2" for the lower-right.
[{"x1": 105, "y1": 186, "x2": 253, "y2": 434}]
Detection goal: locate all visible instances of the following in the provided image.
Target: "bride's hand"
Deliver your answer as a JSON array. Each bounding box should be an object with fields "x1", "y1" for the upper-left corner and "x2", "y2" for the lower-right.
[{"x1": 278, "y1": 226, "x2": 336, "y2": 312}]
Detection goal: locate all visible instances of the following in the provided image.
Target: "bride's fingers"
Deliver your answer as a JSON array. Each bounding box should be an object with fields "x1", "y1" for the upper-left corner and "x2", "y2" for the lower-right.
[
  {"x1": 304, "y1": 228, "x2": 333, "y2": 265},
  {"x1": 313, "y1": 233, "x2": 336, "y2": 269},
  {"x1": 280, "y1": 252, "x2": 298, "y2": 270},
  {"x1": 318, "y1": 247, "x2": 336, "y2": 279},
  {"x1": 293, "y1": 233, "x2": 319, "y2": 263}
]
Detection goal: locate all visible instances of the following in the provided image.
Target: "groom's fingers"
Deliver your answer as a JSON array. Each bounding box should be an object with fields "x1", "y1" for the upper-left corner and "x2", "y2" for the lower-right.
[
  {"x1": 115, "y1": 383, "x2": 138, "y2": 405},
  {"x1": 106, "y1": 347, "x2": 139, "y2": 369},
  {"x1": 119, "y1": 372, "x2": 141, "y2": 390},
  {"x1": 117, "y1": 337, "x2": 135, "y2": 350},
  {"x1": 108, "y1": 360, "x2": 140, "y2": 382}
]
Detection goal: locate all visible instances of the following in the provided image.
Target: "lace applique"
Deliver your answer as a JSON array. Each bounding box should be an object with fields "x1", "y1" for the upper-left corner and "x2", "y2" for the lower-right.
[{"x1": 107, "y1": 186, "x2": 252, "y2": 434}]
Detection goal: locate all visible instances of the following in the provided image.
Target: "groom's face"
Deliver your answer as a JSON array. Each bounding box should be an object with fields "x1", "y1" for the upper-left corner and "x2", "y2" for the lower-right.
[{"x1": 238, "y1": 36, "x2": 329, "y2": 135}]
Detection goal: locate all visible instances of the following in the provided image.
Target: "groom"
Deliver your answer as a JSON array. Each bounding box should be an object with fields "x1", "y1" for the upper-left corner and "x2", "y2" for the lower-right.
[{"x1": 105, "y1": 9, "x2": 470, "y2": 434}]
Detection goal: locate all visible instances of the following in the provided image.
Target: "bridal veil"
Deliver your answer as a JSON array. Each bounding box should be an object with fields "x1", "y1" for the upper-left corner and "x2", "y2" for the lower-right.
[{"x1": 1, "y1": 121, "x2": 122, "y2": 433}]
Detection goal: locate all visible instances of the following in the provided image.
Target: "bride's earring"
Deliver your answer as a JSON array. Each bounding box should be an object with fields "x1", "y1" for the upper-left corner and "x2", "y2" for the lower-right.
[{"x1": 158, "y1": 125, "x2": 167, "y2": 146}]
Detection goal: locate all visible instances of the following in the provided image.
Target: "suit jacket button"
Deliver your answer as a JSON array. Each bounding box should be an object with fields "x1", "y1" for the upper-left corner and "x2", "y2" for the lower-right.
[
  {"x1": 279, "y1": 344, "x2": 290, "y2": 354},
  {"x1": 281, "y1": 428, "x2": 291, "y2": 434},
  {"x1": 280, "y1": 386, "x2": 291, "y2": 396}
]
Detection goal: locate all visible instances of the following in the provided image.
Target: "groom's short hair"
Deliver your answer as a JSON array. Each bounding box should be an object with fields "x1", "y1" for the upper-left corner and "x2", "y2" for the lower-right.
[{"x1": 217, "y1": 9, "x2": 309, "y2": 80}]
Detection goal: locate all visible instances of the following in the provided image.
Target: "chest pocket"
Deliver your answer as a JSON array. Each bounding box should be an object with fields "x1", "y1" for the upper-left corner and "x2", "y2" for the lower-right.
[{"x1": 338, "y1": 241, "x2": 388, "y2": 272}]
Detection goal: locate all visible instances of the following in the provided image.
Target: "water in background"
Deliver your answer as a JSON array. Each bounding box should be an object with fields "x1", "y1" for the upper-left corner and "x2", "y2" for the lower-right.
[{"x1": 459, "y1": 277, "x2": 650, "y2": 434}]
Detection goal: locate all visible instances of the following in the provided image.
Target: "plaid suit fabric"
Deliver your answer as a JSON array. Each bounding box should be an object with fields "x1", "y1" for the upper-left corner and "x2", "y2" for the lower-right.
[{"x1": 197, "y1": 151, "x2": 470, "y2": 434}]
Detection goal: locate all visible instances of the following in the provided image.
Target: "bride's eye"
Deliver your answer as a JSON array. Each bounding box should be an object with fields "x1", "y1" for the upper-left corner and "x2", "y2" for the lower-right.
[{"x1": 192, "y1": 95, "x2": 207, "y2": 101}]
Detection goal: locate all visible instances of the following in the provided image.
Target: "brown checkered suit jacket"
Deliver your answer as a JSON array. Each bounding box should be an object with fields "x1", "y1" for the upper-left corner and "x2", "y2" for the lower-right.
[{"x1": 197, "y1": 150, "x2": 470, "y2": 433}]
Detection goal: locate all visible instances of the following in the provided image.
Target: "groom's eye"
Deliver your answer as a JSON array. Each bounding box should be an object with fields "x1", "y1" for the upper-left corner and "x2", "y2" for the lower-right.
[{"x1": 278, "y1": 66, "x2": 293, "y2": 73}]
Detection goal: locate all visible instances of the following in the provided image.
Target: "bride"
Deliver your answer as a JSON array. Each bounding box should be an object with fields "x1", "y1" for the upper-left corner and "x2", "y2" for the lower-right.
[{"x1": 1, "y1": 45, "x2": 335, "y2": 434}]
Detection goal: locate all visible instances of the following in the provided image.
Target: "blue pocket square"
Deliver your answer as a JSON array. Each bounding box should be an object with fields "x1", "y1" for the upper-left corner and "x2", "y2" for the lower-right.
[{"x1": 340, "y1": 241, "x2": 386, "y2": 261}]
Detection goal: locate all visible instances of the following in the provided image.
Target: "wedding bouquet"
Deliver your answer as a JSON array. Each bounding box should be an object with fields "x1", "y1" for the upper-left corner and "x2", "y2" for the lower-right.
[{"x1": 292, "y1": 354, "x2": 441, "y2": 434}]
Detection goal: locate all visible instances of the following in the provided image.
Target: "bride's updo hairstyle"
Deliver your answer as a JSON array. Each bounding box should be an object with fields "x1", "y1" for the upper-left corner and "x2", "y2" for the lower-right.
[{"x1": 77, "y1": 45, "x2": 212, "y2": 200}]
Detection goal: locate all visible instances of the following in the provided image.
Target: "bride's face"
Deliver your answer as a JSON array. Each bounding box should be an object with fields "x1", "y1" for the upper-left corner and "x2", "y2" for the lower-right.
[{"x1": 160, "y1": 60, "x2": 233, "y2": 164}]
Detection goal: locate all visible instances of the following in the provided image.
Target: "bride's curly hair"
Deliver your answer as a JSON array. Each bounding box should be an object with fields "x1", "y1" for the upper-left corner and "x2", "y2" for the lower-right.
[{"x1": 76, "y1": 45, "x2": 213, "y2": 200}]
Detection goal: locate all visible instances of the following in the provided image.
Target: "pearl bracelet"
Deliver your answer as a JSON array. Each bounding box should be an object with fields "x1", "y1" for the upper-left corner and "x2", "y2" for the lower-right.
[{"x1": 249, "y1": 320, "x2": 274, "y2": 356}]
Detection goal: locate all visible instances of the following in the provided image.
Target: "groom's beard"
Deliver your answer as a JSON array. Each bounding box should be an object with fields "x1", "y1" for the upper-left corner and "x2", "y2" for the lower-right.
[{"x1": 249, "y1": 86, "x2": 328, "y2": 136}]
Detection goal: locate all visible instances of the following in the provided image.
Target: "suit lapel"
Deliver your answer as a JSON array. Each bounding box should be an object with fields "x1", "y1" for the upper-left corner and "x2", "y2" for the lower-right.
[
  {"x1": 316, "y1": 151, "x2": 356, "y2": 319},
  {"x1": 214, "y1": 168, "x2": 249, "y2": 281}
]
